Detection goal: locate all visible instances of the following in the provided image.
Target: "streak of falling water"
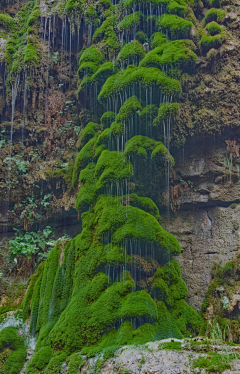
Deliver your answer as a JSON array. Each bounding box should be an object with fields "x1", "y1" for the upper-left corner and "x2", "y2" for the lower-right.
[
  {"x1": 10, "y1": 74, "x2": 20, "y2": 158},
  {"x1": 44, "y1": 17, "x2": 51, "y2": 123},
  {"x1": 22, "y1": 70, "x2": 27, "y2": 145}
]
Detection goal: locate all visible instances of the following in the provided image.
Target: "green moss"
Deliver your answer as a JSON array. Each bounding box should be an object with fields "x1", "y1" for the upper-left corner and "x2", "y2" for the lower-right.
[
  {"x1": 136, "y1": 31, "x2": 148, "y2": 44},
  {"x1": 119, "y1": 12, "x2": 141, "y2": 32},
  {"x1": 139, "y1": 40, "x2": 197, "y2": 72},
  {"x1": 0, "y1": 13, "x2": 15, "y2": 31},
  {"x1": 200, "y1": 34, "x2": 224, "y2": 51},
  {"x1": 204, "y1": 8, "x2": 225, "y2": 24},
  {"x1": 150, "y1": 32, "x2": 167, "y2": 48},
  {"x1": 78, "y1": 61, "x2": 99, "y2": 78},
  {"x1": 205, "y1": 21, "x2": 223, "y2": 36},
  {"x1": 25, "y1": 346, "x2": 53, "y2": 373},
  {"x1": 116, "y1": 96, "x2": 142, "y2": 123},
  {"x1": 66, "y1": 353, "x2": 85, "y2": 374},
  {"x1": 80, "y1": 122, "x2": 100, "y2": 147},
  {"x1": 167, "y1": 0, "x2": 186, "y2": 17},
  {"x1": 192, "y1": 352, "x2": 233, "y2": 373},
  {"x1": 117, "y1": 41, "x2": 146, "y2": 67},
  {"x1": 79, "y1": 46, "x2": 105, "y2": 66},
  {"x1": 100, "y1": 111, "x2": 116, "y2": 128},
  {"x1": 0, "y1": 327, "x2": 27, "y2": 374},
  {"x1": 5, "y1": 1, "x2": 40, "y2": 77},
  {"x1": 159, "y1": 341, "x2": 182, "y2": 349},
  {"x1": 44, "y1": 351, "x2": 67, "y2": 374},
  {"x1": 153, "y1": 103, "x2": 179, "y2": 126},
  {"x1": 158, "y1": 14, "x2": 193, "y2": 39},
  {"x1": 98, "y1": 65, "x2": 181, "y2": 100}
]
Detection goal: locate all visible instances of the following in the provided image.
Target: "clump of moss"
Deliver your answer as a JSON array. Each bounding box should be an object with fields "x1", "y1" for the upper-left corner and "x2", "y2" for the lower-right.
[
  {"x1": 0, "y1": 13, "x2": 15, "y2": 31},
  {"x1": 158, "y1": 14, "x2": 193, "y2": 39},
  {"x1": 98, "y1": 65, "x2": 181, "y2": 100},
  {"x1": 0, "y1": 327, "x2": 27, "y2": 374},
  {"x1": 139, "y1": 40, "x2": 197, "y2": 72},
  {"x1": 205, "y1": 21, "x2": 223, "y2": 36},
  {"x1": 204, "y1": 8, "x2": 225, "y2": 24},
  {"x1": 117, "y1": 40, "x2": 146, "y2": 68}
]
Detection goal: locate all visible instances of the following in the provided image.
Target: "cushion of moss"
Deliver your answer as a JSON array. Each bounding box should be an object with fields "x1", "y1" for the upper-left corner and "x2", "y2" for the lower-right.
[
  {"x1": 150, "y1": 32, "x2": 167, "y2": 48},
  {"x1": 158, "y1": 14, "x2": 193, "y2": 36},
  {"x1": 80, "y1": 122, "x2": 100, "y2": 147},
  {"x1": 136, "y1": 31, "x2": 148, "y2": 44},
  {"x1": 167, "y1": 0, "x2": 186, "y2": 17},
  {"x1": 0, "y1": 13, "x2": 15, "y2": 30},
  {"x1": 44, "y1": 351, "x2": 67, "y2": 374},
  {"x1": 139, "y1": 40, "x2": 197, "y2": 71},
  {"x1": 4, "y1": 348, "x2": 27, "y2": 374},
  {"x1": 100, "y1": 111, "x2": 115, "y2": 128},
  {"x1": 125, "y1": 135, "x2": 174, "y2": 167},
  {"x1": 116, "y1": 96, "x2": 142, "y2": 123},
  {"x1": 98, "y1": 66, "x2": 181, "y2": 100},
  {"x1": 66, "y1": 353, "x2": 85, "y2": 374},
  {"x1": 153, "y1": 102, "x2": 179, "y2": 126},
  {"x1": 117, "y1": 40, "x2": 146, "y2": 66},
  {"x1": 72, "y1": 135, "x2": 98, "y2": 185},
  {"x1": 90, "y1": 62, "x2": 115, "y2": 84},
  {"x1": 25, "y1": 346, "x2": 53, "y2": 373},
  {"x1": 118, "y1": 12, "x2": 141, "y2": 31},
  {"x1": 204, "y1": 8, "x2": 225, "y2": 24},
  {"x1": 76, "y1": 163, "x2": 98, "y2": 212},
  {"x1": 205, "y1": 21, "x2": 223, "y2": 36},
  {"x1": 200, "y1": 35, "x2": 223, "y2": 50},
  {"x1": 79, "y1": 46, "x2": 105, "y2": 65},
  {"x1": 0, "y1": 327, "x2": 26, "y2": 374},
  {"x1": 92, "y1": 16, "x2": 118, "y2": 44},
  {"x1": 4, "y1": 0, "x2": 39, "y2": 75},
  {"x1": 95, "y1": 150, "x2": 133, "y2": 188},
  {"x1": 78, "y1": 61, "x2": 99, "y2": 78}
]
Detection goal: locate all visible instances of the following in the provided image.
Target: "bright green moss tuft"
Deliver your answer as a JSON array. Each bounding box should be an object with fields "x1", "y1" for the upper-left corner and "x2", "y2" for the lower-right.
[
  {"x1": 66, "y1": 353, "x2": 85, "y2": 374},
  {"x1": 136, "y1": 31, "x2": 148, "y2": 44},
  {"x1": 25, "y1": 346, "x2": 53, "y2": 373},
  {"x1": 116, "y1": 96, "x2": 142, "y2": 123},
  {"x1": 0, "y1": 13, "x2": 15, "y2": 30},
  {"x1": 205, "y1": 21, "x2": 223, "y2": 36},
  {"x1": 117, "y1": 41, "x2": 146, "y2": 67},
  {"x1": 118, "y1": 12, "x2": 141, "y2": 32},
  {"x1": 98, "y1": 66, "x2": 181, "y2": 100},
  {"x1": 153, "y1": 102, "x2": 179, "y2": 126},
  {"x1": 139, "y1": 40, "x2": 197, "y2": 72},
  {"x1": 79, "y1": 46, "x2": 105, "y2": 65},
  {"x1": 150, "y1": 32, "x2": 167, "y2": 48},
  {"x1": 80, "y1": 122, "x2": 100, "y2": 147},
  {"x1": 0, "y1": 327, "x2": 27, "y2": 374},
  {"x1": 78, "y1": 61, "x2": 99, "y2": 78},
  {"x1": 204, "y1": 8, "x2": 225, "y2": 24},
  {"x1": 100, "y1": 111, "x2": 116, "y2": 128},
  {"x1": 200, "y1": 34, "x2": 224, "y2": 51},
  {"x1": 167, "y1": 0, "x2": 186, "y2": 17},
  {"x1": 158, "y1": 14, "x2": 193, "y2": 39}
]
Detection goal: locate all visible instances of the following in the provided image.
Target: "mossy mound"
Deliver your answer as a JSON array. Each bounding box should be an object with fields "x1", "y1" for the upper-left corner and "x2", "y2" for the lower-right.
[{"x1": 0, "y1": 327, "x2": 27, "y2": 374}]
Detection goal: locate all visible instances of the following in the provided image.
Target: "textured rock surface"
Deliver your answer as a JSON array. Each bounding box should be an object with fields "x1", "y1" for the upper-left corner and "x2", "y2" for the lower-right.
[
  {"x1": 162, "y1": 136, "x2": 240, "y2": 312},
  {"x1": 80, "y1": 339, "x2": 240, "y2": 374}
]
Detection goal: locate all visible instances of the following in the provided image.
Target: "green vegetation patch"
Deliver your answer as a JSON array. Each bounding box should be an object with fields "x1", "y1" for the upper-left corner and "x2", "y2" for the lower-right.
[{"x1": 0, "y1": 327, "x2": 27, "y2": 374}]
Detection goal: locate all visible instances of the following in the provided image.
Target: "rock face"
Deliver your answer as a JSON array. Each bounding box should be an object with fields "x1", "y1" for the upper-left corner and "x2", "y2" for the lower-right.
[{"x1": 161, "y1": 136, "x2": 240, "y2": 312}]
